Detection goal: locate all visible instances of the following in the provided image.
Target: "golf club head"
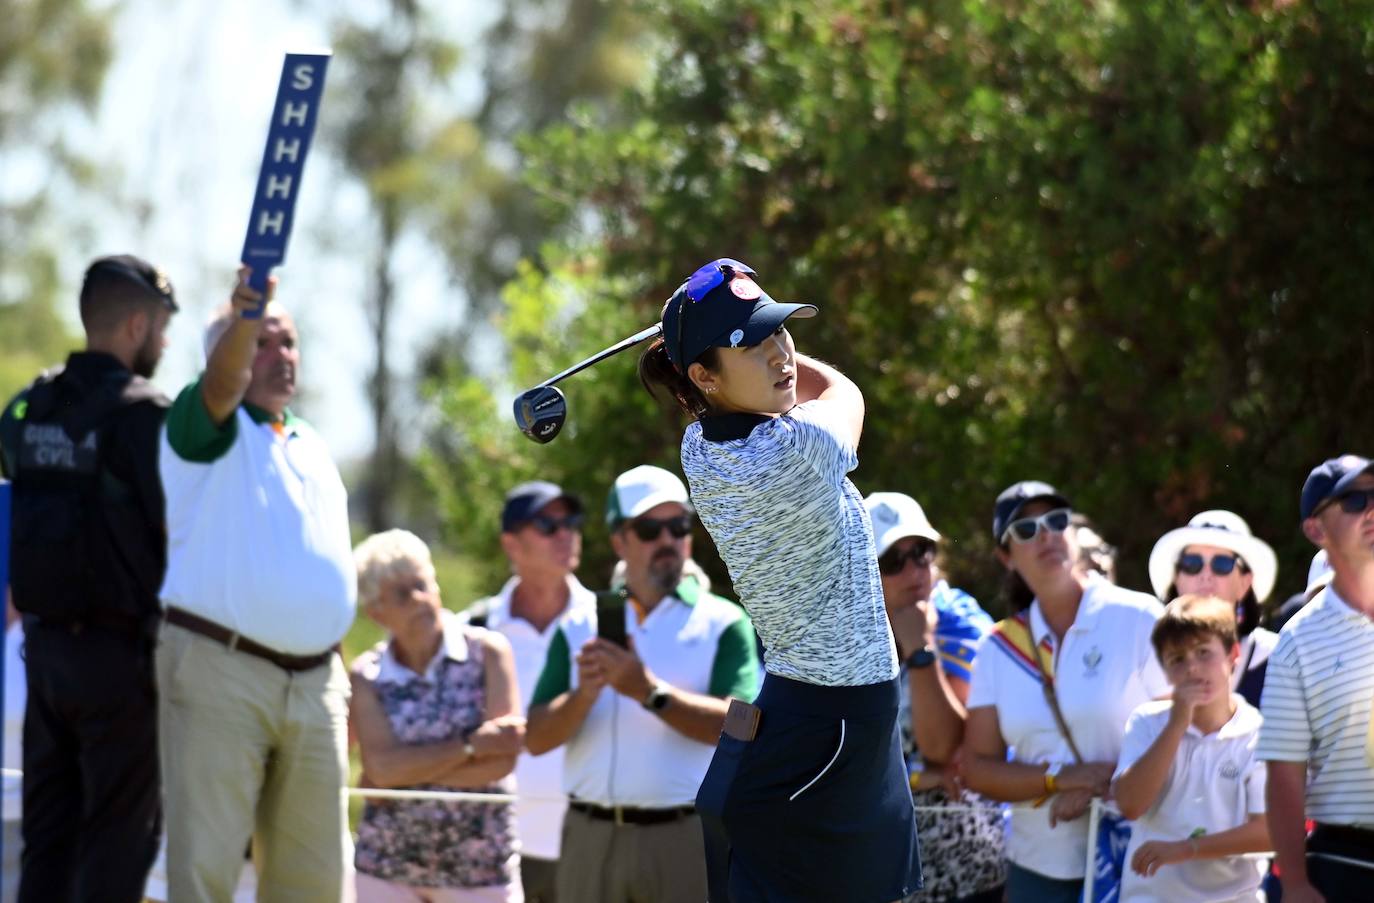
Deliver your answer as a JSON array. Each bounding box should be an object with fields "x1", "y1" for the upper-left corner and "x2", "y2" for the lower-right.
[{"x1": 514, "y1": 386, "x2": 567, "y2": 443}]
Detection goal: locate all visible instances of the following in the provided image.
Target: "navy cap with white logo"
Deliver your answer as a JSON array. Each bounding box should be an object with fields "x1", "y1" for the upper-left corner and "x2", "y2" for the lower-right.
[
  {"x1": 501, "y1": 481, "x2": 583, "y2": 533},
  {"x1": 1300, "y1": 454, "x2": 1374, "y2": 520},
  {"x1": 660, "y1": 258, "x2": 817, "y2": 373}
]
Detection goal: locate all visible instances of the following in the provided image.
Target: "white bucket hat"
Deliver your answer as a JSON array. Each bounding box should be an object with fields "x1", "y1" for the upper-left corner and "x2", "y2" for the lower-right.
[
  {"x1": 1147, "y1": 510, "x2": 1277, "y2": 603},
  {"x1": 863, "y1": 492, "x2": 942, "y2": 557}
]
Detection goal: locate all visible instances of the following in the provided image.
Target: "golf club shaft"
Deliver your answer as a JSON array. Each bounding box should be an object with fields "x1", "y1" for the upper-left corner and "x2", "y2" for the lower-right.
[{"x1": 536, "y1": 324, "x2": 662, "y2": 389}]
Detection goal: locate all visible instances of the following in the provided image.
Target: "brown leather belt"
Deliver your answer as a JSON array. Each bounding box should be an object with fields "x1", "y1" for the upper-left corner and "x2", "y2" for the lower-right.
[
  {"x1": 165, "y1": 607, "x2": 335, "y2": 672},
  {"x1": 569, "y1": 799, "x2": 696, "y2": 826}
]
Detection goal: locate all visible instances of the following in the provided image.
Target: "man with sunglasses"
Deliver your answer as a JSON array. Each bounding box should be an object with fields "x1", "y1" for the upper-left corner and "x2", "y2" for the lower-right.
[
  {"x1": 525, "y1": 465, "x2": 759, "y2": 903},
  {"x1": 460, "y1": 480, "x2": 596, "y2": 903},
  {"x1": 1256, "y1": 455, "x2": 1374, "y2": 903}
]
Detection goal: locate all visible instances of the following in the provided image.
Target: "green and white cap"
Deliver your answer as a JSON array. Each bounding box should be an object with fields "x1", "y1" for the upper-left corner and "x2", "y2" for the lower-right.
[{"x1": 606, "y1": 465, "x2": 692, "y2": 528}]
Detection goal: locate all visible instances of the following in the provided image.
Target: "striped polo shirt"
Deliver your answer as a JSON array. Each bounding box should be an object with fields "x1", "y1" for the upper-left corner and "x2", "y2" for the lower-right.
[
  {"x1": 680, "y1": 400, "x2": 898, "y2": 687},
  {"x1": 1256, "y1": 583, "x2": 1374, "y2": 825}
]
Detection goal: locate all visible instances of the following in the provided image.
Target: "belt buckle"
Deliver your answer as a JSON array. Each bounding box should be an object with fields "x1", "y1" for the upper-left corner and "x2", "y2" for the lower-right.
[{"x1": 614, "y1": 805, "x2": 625, "y2": 827}]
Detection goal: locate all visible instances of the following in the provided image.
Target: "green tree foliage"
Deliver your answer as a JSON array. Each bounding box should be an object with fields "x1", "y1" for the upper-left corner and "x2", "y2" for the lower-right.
[
  {"x1": 426, "y1": 0, "x2": 1374, "y2": 609},
  {"x1": 0, "y1": 0, "x2": 112, "y2": 400}
]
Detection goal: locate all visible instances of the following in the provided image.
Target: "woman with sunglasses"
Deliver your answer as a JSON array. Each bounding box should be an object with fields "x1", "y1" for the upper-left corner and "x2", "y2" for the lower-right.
[
  {"x1": 1147, "y1": 510, "x2": 1278, "y2": 709},
  {"x1": 864, "y1": 492, "x2": 1007, "y2": 903},
  {"x1": 639, "y1": 259, "x2": 921, "y2": 903},
  {"x1": 963, "y1": 481, "x2": 1168, "y2": 903}
]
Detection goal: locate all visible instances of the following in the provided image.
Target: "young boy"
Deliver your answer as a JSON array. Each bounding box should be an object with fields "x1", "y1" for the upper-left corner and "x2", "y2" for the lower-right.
[{"x1": 1112, "y1": 594, "x2": 1272, "y2": 903}]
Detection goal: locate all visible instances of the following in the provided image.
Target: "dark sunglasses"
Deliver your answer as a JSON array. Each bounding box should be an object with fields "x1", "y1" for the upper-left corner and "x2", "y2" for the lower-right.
[
  {"x1": 628, "y1": 515, "x2": 693, "y2": 542},
  {"x1": 1176, "y1": 552, "x2": 1243, "y2": 577},
  {"x1": 1003, "y1": 508, "x2": 1072, "y2": 544},
  {"x1": 1328, "y1": 488, "x2": 1374, "y2": 516},
  {"x1": 675, "y1": 259, "x2": 749, "y2": 372},
  {"x1": 526, "y1": 513, "x2": 585, "y2": 536},
  {"x1": 878, "y1": 541, "x2": 936, "y2": 576}
]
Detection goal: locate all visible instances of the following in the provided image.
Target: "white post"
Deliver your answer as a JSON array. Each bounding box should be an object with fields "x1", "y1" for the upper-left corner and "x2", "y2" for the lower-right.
[{"x1": 1083, "y1": 796, "x2": 1102, "y2": 902}]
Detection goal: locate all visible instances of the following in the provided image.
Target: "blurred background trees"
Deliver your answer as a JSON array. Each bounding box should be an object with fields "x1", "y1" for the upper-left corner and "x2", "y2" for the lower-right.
[{"x1": 7, "y1": 0, "x2": 1373, "y2": 615}]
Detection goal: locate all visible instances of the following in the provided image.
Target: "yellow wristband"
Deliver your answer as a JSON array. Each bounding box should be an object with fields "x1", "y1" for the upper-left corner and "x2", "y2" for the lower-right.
[{"x1": 1044, "y1": 767, "x2": 1059, "y2": 795}]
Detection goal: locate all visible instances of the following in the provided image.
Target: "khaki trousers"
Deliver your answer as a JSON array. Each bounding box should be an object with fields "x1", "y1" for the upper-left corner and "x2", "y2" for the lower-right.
[
  {"x1": 555, "y1": 806, "x2": 706, "y2": 903},
  {"x1": 157, "y1": 622, "x2": 351, "y2": 903}
]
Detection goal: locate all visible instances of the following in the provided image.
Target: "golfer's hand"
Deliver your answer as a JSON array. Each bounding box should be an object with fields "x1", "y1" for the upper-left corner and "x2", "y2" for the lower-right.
[
  {"x1": 1130, "y1": 839, "x2": 1191, "y2": 877},
  {"x1": 584, "y1": 637, "x2": 655, "y2": 701},
  {"x1": 231, "y1": 265, "x2": 275, "y2": 318}
]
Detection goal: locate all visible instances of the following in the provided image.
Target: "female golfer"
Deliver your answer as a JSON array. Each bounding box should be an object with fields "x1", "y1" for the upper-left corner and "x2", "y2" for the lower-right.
[{"x1": 639, "y1": 258, "x2": 921, "y2": 903}]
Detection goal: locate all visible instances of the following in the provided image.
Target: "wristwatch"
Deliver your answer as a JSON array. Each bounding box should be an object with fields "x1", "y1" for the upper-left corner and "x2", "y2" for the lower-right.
[
  {"x1": 1044, "y1": 761, "x2": 1063, "y2": 794},
  {"x1": 642, "y1": 682, "x2": 672, "y2": 712},
  {"x1": 905, "y1": 646, "x2": 937, "y2": 670}
]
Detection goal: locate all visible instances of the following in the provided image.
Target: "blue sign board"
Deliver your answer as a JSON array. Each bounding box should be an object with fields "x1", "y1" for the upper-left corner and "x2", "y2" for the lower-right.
[{"x1": 239, "y1": 51, "x2": 331, "y2": 312}]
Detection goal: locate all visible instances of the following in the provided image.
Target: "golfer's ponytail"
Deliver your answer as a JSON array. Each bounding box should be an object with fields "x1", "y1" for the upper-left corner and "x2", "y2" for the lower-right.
[{"x1": 639, "y1": 337, "x2": 718, "y2": 419}]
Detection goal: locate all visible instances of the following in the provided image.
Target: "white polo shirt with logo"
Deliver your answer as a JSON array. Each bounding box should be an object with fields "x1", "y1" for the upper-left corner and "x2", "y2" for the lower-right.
[
  {"x1": 461, "y1": 576, "x2": 596, "y2": 862},
  {"x1": 967, "y1": 578, "x2": 1168, "y2": 879},
  {"x1": 159, "y1": 378, "x2": 355, "y2": 653},
  {"x1": 1115, "y1": 697, "x2": 1267, "y2": 903},
  {"x1": 1256, "y1": 584, "x2": 1374, "y2": 826},
  {"x1": 529, "y1": 578, "x2": 760, "y2": 808}
]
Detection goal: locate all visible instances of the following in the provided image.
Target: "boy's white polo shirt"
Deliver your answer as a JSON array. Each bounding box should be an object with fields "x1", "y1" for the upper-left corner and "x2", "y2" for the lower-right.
[
  {"x1": 462, "y1": 575, "x2": 595, "y2": 862},
  {"x1": 1115, "y1": 697, "x2": 1267, "y2": 903},
  {"x1": 968, "y1": 578, "x2": 1167, "y2": 879}
]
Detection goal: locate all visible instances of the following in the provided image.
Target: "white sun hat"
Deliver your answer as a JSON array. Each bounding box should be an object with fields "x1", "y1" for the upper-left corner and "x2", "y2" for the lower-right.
[
  {"x1": 1148, "y1": 510, "x2": 1278, "y2": 603},
  {"x1": 863, "y1": 492, "x2": 942, "y2": 557}
]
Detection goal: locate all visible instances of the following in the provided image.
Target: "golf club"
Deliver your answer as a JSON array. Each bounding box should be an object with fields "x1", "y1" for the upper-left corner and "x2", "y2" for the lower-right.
[{"x1": 514, "y1": 323, "x2": 662, "y2": 443}]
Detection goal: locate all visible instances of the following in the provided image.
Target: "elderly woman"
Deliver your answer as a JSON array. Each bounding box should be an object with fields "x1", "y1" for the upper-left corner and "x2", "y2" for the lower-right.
[
  {"x1": 1147, "y1": 510, "x2": 1278, "y2": 708},
  {"x1": 351, "y1": 529, "x2": 526, "y2": 903},
  {"x1": 864, "y1": 492, "x2": 1006, "y2": 903},
  {"x1": 963, "y1": 481, "x2": 1168, "y2": 903}
]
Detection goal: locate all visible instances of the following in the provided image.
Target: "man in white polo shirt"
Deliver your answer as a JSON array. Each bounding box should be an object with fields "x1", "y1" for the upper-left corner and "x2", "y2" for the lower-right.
[
  {"x1": 1258, "y1": 455, "x2": 1374, "y2": 903},
  {"x1": 525, "y1": 465, "x2": 760, "y2": 903},
  {"x1": 461, "y1": 480, "x2": 596, "y2": 903},
  {"x1": 156, "y1": 269, "x2": 355, "y2": 902}
]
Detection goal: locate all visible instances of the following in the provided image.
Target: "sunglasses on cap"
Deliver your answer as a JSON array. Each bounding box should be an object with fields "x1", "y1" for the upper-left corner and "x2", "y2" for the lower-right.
[
  {"x1": 878, "y1": 540, "x2": 936, "y2": 576},
  {"x1": 1002, "y1": 508, "x2": 1072, "y2": 545},
  {"x1": 1176, "y1": 552, "x2": 1244, "y2": 577},
  {"x1": 1322, "y1": 487, "x2": 1374, "y2": 516},
  {"x1": 525, "y1": 513, "x2": 585, "y2": 536},
  {"x1": 675, "y1": 258, "x2": 751, "y2": 372},
  {"x1": 627, "y1": 515, "x2": 693, "y2": 542}
]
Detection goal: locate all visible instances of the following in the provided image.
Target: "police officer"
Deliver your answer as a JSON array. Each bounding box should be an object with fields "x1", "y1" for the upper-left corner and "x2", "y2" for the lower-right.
[{"x1": 0, "y1": 255, "x2": 177, "y2": 902}]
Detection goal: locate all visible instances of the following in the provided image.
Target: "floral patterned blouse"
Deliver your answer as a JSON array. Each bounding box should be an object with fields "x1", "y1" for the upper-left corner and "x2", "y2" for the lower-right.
[{"x1": 353, "y1": 613, "x2": 518, "y2": 888}]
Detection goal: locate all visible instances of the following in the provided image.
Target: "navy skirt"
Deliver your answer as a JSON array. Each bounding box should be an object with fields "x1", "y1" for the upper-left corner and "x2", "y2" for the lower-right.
[{"x1": 696, "y1": 674, "x2": 922, "y2": 902}]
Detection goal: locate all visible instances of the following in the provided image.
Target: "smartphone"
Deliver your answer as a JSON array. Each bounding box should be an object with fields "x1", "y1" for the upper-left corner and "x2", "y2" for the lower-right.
[{"x1": 597, "y1": 599, "x2": 628, "y2": 648}]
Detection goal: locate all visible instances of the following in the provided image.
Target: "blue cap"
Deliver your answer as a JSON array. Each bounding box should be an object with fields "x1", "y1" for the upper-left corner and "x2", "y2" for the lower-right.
[
  {"x1": 661, "y1": 258, "x2": 817, "y2": 372},
  {"x1": 992, "y1": 480, "x2": 1071, "y2": 542},
  {"x1": 1300, "y1": 454, "x2": 1374, "y2": 519},
  {"x1": 501, "y1": 481, "x2": 583, "y2": 532}
]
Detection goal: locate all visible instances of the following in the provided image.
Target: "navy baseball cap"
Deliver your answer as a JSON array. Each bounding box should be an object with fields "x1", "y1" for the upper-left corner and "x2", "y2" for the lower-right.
[
  {"x1": 993, "y1": 480, "x2": 1071, "y2": 542},
  {"x1": 1300, "y1": 454, "x2": 1374, "y2": 519},
  {"x1": 660, "y1": 258, "x2": 817, "y2": 373},
  {"x1": 501, "y1": 481, "x2": 583, "y2": 532},
  {"x1": 81, "y1": 254, "x2": 179, "y2": 312}
]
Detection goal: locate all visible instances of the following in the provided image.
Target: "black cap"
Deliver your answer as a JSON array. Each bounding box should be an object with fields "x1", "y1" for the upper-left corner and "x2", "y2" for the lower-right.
[
  {"x1": 81, "y1": 254, "x2": 179, "y2": 312},
  {"x1": 992, "y1": 480, "x2": 1071, "y2": 542},
  {"x1": 501, "y1": 481, "x2": 583, "y2": 532},
  {"x1": 1300, "y1": 454, "x2": 1374, "y2": 519},
  {"x1": 660, "y1": 258, "x2": 817, "y2": 372}
]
